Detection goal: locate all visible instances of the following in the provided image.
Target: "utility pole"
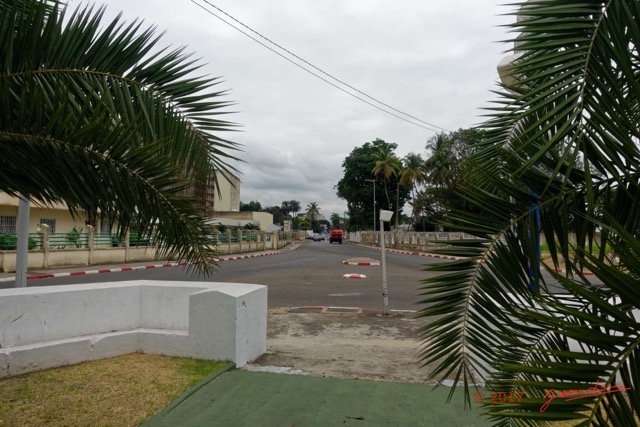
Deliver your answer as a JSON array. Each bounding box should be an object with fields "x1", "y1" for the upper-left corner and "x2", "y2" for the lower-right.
[{"x1": 15, "y1": 196, "x2": 30, "y2": 287}]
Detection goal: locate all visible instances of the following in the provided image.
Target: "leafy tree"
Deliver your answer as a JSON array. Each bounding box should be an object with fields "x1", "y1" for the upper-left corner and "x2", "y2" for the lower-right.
[
  {"x1": 330, "y1": 213, "x2": 342, "y2": 228},
  {"x1": 240, "y1": 200, "x2": 262, "y2": 212},
  {"x1": 418, "y1": 1, "x2": 640, "y2": 425},
  {"x1": 262, "y1": 206, "x2": 284, "y2": 225},
  {"x1": 336, "y1": 139, "x2": 410, "y2": 231},
  {"x1": 0, "y1": 0, "x2": 240, "y2": 274},
  {"x1": 296, "y1": 218, "x2": 311, "y2": 231}
]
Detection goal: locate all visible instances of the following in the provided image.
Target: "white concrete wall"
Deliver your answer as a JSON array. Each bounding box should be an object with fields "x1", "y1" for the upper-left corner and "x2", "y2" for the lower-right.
[
  {"x1": 0, "y1": 235, "x2": 296, "y2": 272},
  {"x1": 0, "y1": 281, "x2": 267, "y2": 377}
]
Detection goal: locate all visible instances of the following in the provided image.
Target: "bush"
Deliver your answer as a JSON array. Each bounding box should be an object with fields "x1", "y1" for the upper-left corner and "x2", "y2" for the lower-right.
[
  {"x1": 0, "y1": 234, "x2": 42, "y2": 250},
  {"x1": 0, "y1": 234, "x2": 17, "y2": 250},
  {"x1": 67, "y1": 227, "x2": 83, "y2": 248}
]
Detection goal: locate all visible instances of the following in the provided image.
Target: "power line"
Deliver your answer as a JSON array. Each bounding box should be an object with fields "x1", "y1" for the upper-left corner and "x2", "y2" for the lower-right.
[{"x1": 189, "y1": 0, "x2": 449, "y2": 133}]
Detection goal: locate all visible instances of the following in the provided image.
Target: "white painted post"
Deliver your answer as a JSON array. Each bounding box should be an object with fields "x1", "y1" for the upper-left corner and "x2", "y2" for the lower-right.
[
  {"x1": 380, "y1": 218, "x2": 389, "y2": 315},
  {"x1": 124, "y1": 229, "x2": 131, "y2": 262},
  {"x1": 87, "y1": 225, "x2": 95, "y2": 265},
  {"x1": 15, "y1": 196, "x2": 30, "y2": 288},
  {"x1": 41, "y1": 224, "x2": 50, "y2": 268},
  {"x1": 379, "y1": 209, "x2": 394, "y2": 316}
]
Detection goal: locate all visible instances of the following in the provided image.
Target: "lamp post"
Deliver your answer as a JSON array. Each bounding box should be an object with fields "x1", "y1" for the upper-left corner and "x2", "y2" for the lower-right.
[
  {"x1": 15, "y1": 196, "x2": 30, "y2": 288},
  {"x1": 365, "y1": 179, "x2": 376, "y2": 232},
  {"x1": 497, "y1": 15, "x2": 541, "y2": 293},
  {"x1": 379, "y1": 209, "x2": 393, "y2": 315}
]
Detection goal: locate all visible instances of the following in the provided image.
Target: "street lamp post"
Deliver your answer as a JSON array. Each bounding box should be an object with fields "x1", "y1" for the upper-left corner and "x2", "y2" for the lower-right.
[
  {"x1": 497, "y1": 20, "x2": 541, "y2": 293},
  {"x1": 379, "y1": 209, "x2": 393, "y2": 315},
  {"x1": 365, "y1": 179, "x2": 376, "y2": 232},
  {"x1": 15, "y1": 196, "x2": 30, "y2": 288}
]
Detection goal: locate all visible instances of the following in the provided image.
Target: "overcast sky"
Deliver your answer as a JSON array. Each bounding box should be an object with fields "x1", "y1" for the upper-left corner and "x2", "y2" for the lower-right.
[{"x1": 96, "y1": 0, "x2": 514, "y2": 219}]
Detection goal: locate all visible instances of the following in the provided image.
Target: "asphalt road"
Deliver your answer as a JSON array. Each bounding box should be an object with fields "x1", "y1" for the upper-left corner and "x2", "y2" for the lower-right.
[{"x1": 2, "y1": 241, "x2": 449, "y2": 311}]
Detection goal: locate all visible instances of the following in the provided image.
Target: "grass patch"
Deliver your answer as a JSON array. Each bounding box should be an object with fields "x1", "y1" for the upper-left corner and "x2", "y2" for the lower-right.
[{"x1": 0, "y1": 353, "x2": 229, "y2": 427}]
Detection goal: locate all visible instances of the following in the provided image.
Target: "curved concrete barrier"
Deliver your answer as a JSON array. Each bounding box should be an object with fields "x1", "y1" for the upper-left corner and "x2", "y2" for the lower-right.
[{"x1": 0, "y1": 280, "x2": 267, "y2": 377}]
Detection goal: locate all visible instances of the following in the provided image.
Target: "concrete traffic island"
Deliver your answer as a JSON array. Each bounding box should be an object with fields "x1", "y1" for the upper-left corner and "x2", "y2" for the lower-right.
[{"x1": 0, "y1": 280, "x2": 267, "y2": 378}]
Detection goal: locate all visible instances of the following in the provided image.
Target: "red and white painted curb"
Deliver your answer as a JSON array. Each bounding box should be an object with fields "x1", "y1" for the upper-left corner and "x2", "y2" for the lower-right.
[
  {"x1": 355, "y1": 244, "x2": 463, "y2": 260},
  {"x1": 276, "y1": 305, "x2": 417, "y2": 314},
  {"x1": 0, "y1": 251, "x2": 281, "y2": 282},
  {"x1": 342, "y1": 261, "x2": 381, "y2": 266},
  {"x1": 356, "y1": 243, "x2": 594, "y2": 275},
  {"x1": 343, "y1": 273, "x2": 367, "y2": 279}
]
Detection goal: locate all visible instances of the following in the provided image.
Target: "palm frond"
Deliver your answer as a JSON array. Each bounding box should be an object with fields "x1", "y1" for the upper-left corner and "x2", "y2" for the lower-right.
[
  {"x1": 1, "y1": 0, "x2": 243, "y2": 273},
  {"x1": 417, "y1": 1, "x2": 640, "y2": 425}
]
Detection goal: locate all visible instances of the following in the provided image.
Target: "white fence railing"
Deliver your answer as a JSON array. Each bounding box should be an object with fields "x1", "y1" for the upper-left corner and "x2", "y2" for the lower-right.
[{"x1": 349, "y1": 231, "x2": 481, "y2": 252}]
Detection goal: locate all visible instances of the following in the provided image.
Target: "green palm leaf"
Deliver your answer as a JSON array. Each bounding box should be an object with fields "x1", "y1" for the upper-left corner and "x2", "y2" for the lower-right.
[
  {"x1": 1, "y1": 0, "x2": 242, "y2": 274},
  {"x1": 418, "y1": 1, "x2": 640, "y2": 425}
]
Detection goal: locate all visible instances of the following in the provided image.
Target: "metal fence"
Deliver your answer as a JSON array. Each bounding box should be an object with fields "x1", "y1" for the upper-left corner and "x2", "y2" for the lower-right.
[
  {"x1": 0, "y1": 229, "x2": 281, "y2": 251},
  {"x1": 354, "y1": 231, "x2": 483, "y2": 251}
]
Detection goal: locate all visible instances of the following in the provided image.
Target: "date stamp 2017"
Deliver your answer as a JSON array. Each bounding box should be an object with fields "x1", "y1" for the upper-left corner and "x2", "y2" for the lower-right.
[
  {"x1": 474, "y1": 380, "x2": 632, "y2": 413},
  {"x1": 473, "y1": 391, "x2": 525, "y2": 404}
]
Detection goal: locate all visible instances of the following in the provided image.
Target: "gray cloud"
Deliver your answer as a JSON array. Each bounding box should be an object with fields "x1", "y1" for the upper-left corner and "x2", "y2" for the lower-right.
[{"x1": 98, "y1": 0, "x2": 513, "y2": 218}]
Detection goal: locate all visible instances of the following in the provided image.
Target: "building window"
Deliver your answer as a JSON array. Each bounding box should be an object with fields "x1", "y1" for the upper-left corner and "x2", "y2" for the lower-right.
[
  {"x1": 0, "y1": 215, "x2": 16, "y2": 233},
  {"x1": 100, "y1": 221, "x2": 111, "y2": 235},
  {"x1": 39, "y1": 218, "x2": 56, "y2": 233}
]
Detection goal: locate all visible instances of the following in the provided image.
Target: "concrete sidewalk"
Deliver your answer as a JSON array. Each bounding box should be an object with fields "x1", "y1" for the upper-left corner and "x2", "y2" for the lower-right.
[
  {"x1": 141, "y1": 309, "x2": 490, "y2": 426},
  {"x1": 142, "y1": 369, "x2": 490, "y2": 427}
]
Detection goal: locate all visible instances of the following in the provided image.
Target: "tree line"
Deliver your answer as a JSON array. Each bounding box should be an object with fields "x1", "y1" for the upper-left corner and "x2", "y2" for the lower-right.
[
  {"x1": 240, "y1": 200, "x2": 343, "y2": 232},
  {"x1": 335, "y1": 129, "x2": 481, "y2": 232}
]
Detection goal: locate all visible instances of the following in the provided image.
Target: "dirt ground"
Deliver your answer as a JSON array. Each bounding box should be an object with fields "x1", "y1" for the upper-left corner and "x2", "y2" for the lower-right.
[{"x1": 246, "y1": 309, "x2": 443, "y2": 385}]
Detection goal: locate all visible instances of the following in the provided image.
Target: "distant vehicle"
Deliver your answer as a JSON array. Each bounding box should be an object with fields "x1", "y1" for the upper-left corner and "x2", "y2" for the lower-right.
[
  {"x1": 312, "y1": 233, "x2": 325, "y2": 242},
  {"x1": 329, "y1": 228, "x2": 343, "y2": 244}
]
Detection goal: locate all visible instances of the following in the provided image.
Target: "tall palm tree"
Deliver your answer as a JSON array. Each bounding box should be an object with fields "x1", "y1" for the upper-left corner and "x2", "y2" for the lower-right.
[
  {"x1": 418, "y1": 1, "x2": 640, "y2": 425},
  {"x1": 0, "y1": 0, "x2": 240, "y2": 274},
  {"x1": 399, "y1": 152, "x2": 426, "y2": 230},
  {"x1": 424, "y1": 132, "x2": 453, "y2": 189},
  {"x1": 306, "y1": 202, "x2": 320, "y2": 222},
  {"x1": 372, "y1": 147, "x2": 401, "y2": 227},
  {"x1": 290, "y1": 200, "x2": 301, "y2": 217},
  {"x1": 330, "y1": 213, "x2": 342, "y2": 228}
]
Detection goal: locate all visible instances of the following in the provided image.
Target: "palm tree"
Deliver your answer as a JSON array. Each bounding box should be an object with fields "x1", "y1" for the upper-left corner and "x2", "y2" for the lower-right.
[
  {"x1": 330, "y1": 213, "x2": 342, "y2": 228},
  {"x1": 418, "y1": 1, "x2": 640, "y2": 425},
  {"x1": 424, "y1": 133, "x2": 453, "y2": 189},
  {"x1": 306, "y1": 202, "x2": 320, "y2": 222},
  {"x1": 280, "y1": 201, "x2": 292, "y2": 216},
  {"x1": 0, "y1": 0, "x2": 240, "y2": 274},
  {"x1": 399, "y1": 153, "x2": 426, "y2": 230},
  {"x1": 372, "y1": 147, "x2": 401, "y2": 227},
  {"x1": 289, "y1": 200, "x2": 301, "y2": 217}
]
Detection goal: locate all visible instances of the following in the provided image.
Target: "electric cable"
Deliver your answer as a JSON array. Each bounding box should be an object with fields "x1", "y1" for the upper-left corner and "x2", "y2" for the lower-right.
[{"x1": 189, "y1": 0, "x2": 449, "y2": 133}]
